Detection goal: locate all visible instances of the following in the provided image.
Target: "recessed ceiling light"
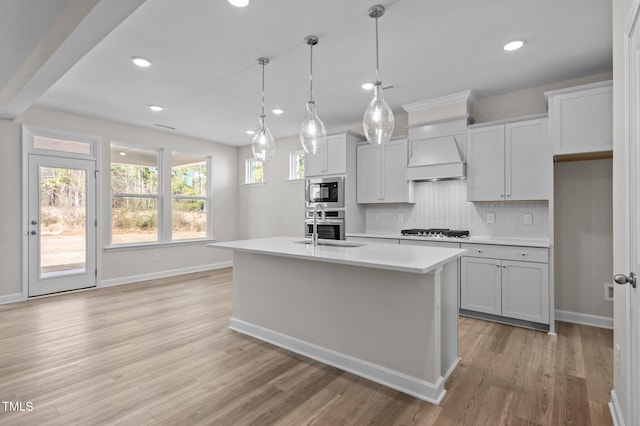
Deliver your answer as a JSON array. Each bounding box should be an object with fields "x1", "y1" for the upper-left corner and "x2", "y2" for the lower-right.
[
  {"x1": 228, "y1": 0, "x2": 249, "y2": 7},
  {"x1": 362, "y1": 83, "x2": 374, "y2": 90},
  {"x1": 149, "y1": 105, "x2": 163, "y2": 112},
  {"x1": 131, "y1": 56, "x2": 152, "y2": 67},
  {"x1": 272, "y1": 108, "x2": 284, "y2": 115},
  {"x1": 246, "y1": 130, "x2": 256, "y2": 135},
  {"x1": 503, "y1": 39, "x2": 525, "y2": 52},
  {"x1": 119, "y1": 152, "x2": 127, "y2": 156}
]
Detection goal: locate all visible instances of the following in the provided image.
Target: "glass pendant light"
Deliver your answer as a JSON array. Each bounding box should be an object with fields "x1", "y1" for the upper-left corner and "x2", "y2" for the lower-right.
[
  {"x1": 251, "y1": 57, "x2": 276, "y2": 161},
  {"x1": 363, "y1": 5, "x2": 394, "y2": 145},
  {"x1": 300, "y1": 35, "x2": 327, "y2": 155}
]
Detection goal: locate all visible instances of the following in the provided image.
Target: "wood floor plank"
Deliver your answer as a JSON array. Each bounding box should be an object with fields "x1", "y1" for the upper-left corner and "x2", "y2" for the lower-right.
[{"x1": 0, "y1": 268, "x2": 614, "y2": 425}]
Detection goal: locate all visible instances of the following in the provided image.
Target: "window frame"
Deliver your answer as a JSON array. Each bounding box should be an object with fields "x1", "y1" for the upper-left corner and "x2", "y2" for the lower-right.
[
  {"x1": 109, "y1": 142, "x2": 162, "y2": 246},
  {"x1": 244, "y1": 158, "x2": 265, "y2": 185},
  {"x1": 109, "y1": 143, "x2": 213, "y2": 248},
  {"x1": 288, "y1": 150, "x2": 305, "y2": 181},
  {"x1": 169, "y1": 152, "x2": 212, "y2": 242}
]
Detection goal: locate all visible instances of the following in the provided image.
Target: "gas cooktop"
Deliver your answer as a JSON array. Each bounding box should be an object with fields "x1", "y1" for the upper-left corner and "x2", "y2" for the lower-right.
[{"x1": 400, "y1": 228, "x2": 470, "y2": 238}]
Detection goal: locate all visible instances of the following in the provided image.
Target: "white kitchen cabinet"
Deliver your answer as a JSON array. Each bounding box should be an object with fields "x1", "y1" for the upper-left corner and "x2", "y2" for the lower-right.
[
  {"x1": 461, "y1": 256, "x2": 502, "y2": 315},
  {"x1": 305, "y1": 133, "x2": 348, "y2": 176},
  {"x1": 545, "y1": 80, "x2": 612, "y2": 155},
  {"x1": 467, "y1": 117, "x2": 550, "y2": 201},
  {"x1": 501, "y1": 260, "x2": 549, "y2": 323},
  {"x1": 460, "y1": 243, "x2": 549, "y2": 326},
  {"x1": 356, "y1": 138, "x2": 413, "y2": 204}
]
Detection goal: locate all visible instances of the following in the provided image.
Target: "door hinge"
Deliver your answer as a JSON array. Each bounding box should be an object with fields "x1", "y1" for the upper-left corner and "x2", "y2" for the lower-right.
[
  {"x1": 95, "y1": 170, "x2": 99, "y2": 178},
  {"x1": 95, "y1": 269, "x2": 97, "y2": 277},
  {"x1": 95, "y1": 219, "x2": 97, "y2": 227}
]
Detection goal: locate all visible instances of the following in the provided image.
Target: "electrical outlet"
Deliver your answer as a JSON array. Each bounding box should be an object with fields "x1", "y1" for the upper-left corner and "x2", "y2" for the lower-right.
[
  {"x1": 524, "y1": 214, "x2": 533, "y2": 225},
  {"x1": 486, "y1": 213, "x2": 495, "y2": 224},
  {"x1": 604, "y1": 282, "x2": 614, "y2": 301},
  {"x1": 153, "y1": 254, "x2": 160, "y2": 262},
  {"x1": 374, "y1": 212, "x2": 380, "y2": 222},
  {"x1": 398, "y1": 213, "x2": 404, "y2": 222}
]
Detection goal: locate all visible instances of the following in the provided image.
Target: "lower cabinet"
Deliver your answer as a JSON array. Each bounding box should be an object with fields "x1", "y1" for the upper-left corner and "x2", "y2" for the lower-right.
[{"x1": 460, "y1": 244, "x2": 549, "y2": 326}]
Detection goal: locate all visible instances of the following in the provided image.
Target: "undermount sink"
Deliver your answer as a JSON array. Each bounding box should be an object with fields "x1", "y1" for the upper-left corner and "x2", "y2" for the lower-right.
[{"x1": 295, "y1": 239, "x2": 364, "y2": 247}]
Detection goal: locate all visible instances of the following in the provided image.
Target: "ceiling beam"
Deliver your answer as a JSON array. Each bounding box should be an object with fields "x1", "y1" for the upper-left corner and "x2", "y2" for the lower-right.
[{"x1": 0, "y1": 0, "x2": 147, "y2": 119}]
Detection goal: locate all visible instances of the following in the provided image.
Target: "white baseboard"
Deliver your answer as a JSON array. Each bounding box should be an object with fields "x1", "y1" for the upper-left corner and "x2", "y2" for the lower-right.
[
  {"x1": 554, "y1": 309, "x2": 613, "y2": 329},
  {"x1": 100, "y1": 261, "x2": 233, "y2": 288},
  {"x1": 609, "y1": 389, "x2": 625, "y2": 426},
  {"x1": 230, "y1": 317, "x2": 446, "y2": 405},
  {"x1": 0, "y1": 293, "x2": 23, "y2": 305}
]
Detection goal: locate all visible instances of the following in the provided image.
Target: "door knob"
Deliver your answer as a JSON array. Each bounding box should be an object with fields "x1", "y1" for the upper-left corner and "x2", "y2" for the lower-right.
[{"x1": 614, "y1": 272, "x2": 637, "y2": 288}]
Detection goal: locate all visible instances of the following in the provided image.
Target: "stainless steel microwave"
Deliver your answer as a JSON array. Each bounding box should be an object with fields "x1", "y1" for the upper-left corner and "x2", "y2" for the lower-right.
[{"x1": 305, "y1": 176, "x2": 345, "y2": 209}]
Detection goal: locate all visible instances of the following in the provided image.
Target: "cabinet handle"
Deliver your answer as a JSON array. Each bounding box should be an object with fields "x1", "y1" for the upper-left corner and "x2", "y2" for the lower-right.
[
  {"x1": 496, "y1": 264, "x2": 500, "y2": 267},
  {"x1": 502, "y1": 265, "x2": 507, "y2": 268},
  {"x1": 478, "y1": 250, "x2": 482, "y2": 253},
  {"x1": 521, "y1": 252, "x2": 526, "y2": 256},
  {"x1": 506, "y1": 194, "x2": 511, "y2": 198},
  {"x1": 500, "y1": 194, "x2": 505, "y2": 198}
]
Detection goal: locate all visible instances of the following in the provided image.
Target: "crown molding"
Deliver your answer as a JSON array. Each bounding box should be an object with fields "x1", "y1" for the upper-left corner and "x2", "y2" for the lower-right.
[{"x1": 402, "y1": 90, "x2": 476, "y2": 113}]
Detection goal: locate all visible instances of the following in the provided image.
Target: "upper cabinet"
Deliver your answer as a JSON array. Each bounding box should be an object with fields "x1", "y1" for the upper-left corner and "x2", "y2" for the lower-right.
[
  {"x1": 467, "y1": 116, "x2": 551, "y2": 202},
  {"x1": 545, "y1": 80, "x2": 612, "y2": 156},
  {"x1": 305, "y1": 133, "x2": 349, "y2": 176},
  {"x1": 357, "y1": 138, "x2": 414, "y2": 204}
]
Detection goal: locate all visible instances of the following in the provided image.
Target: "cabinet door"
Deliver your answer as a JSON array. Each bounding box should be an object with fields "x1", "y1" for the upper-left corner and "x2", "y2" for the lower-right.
[
  {"x1": 356, "y1": 144, "x2": 381, "y2": 203},
  {"x1": 550, "y1": 84, "x2": 612, "y2": 155},
  {"x1": 505, "y1": 118, "x2": 550, "y2": 200},
  {"x1": 381, "y1": 139, "x2": 412, "y2": 203},
  {"x1": 305, "y1": 150, "x2": 325, "y2": 177},
  {"x1": 325, "y1": 134, "x2": 347, "y2": 175},
  {"x1": 460, "y1": 256, "x2": 502, "y2": 315},
  {"x1": 501, "y1": 260, "x2": 549, "y2": 324},
  {"x1": 467, "y1": 125, "x2": 505, "y2": 201}
]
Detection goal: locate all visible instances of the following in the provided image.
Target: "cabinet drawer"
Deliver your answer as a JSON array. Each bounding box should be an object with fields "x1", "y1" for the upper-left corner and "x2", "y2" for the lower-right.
[
  {"x1": 347, "y1": 236, "x2": 399, "y2": 244},
  {"x1": 461, "y1": 243, "x2": 548, "y2": 263}
]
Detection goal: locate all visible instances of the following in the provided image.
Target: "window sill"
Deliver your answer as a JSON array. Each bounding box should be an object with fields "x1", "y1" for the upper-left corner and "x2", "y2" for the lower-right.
[
  {"x1": 104, "y1": 238, "x2": 217, "y2": 252},
  {"x1": 243, "y1": 182, "x2": 266, "y2": 187},
  {"x1": 286, "y1": 178, "x2": 304, "y2": 184}
]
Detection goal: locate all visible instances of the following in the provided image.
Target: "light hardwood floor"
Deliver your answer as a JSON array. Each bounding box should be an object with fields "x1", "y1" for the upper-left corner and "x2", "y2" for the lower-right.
[{"x1": 0, "y1": 268, "x2": 613, "y2": 425}]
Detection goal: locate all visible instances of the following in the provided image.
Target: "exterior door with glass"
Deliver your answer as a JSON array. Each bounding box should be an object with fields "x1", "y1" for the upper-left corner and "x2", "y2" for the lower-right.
[{"x1": 28, "y1": 155, "x2": 96, "y2": 296}]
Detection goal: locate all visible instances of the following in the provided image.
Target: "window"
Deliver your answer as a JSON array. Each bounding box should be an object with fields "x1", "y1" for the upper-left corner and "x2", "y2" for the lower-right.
[
  {"x1": 289, "y1": 150, "x2": 305, "y2": 180},
  {"x1": 245, "y1": 158, "x2": 264, "y2": 184},
  {"x1": 110, "y1": 143, "x2": 212, "y2": 246},
  {"x1": 172, "y1": 153, "x2": 209, "y2": 240},
  {"x1": 110, "y1": 144, "x2": 159, "y2": 245}
]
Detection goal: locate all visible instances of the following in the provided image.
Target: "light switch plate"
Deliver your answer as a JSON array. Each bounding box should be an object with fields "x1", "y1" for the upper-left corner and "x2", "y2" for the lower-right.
[
  {"x1": 398, "y1": 213, "x2": 404, "y2": 222},
  {"x1": 524, "y1": 213, "x2": 533, "y2": 225},
  {"x1": 486, "y1": 213, "x2": 495, "y2": 224}
]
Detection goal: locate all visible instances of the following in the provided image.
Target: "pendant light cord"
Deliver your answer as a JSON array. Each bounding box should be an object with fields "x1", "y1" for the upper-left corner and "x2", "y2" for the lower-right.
[
  {"x1": 261, "y1": 61, "x2": 266, "y2": 117},
  {"x1": 309, "y1": 43, "x2": 314, "y2": 101},
  {"x1": 375, "y1": 16, "x2": 380, "y2": 83}
]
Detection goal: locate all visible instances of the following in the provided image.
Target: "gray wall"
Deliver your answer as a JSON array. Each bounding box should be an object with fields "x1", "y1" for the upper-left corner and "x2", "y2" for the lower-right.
[
  {"x1": 554, "y1": 159, "x2": 613, "y2": 318},
  {"x1": 0, "y1": 106, "x2": 238, "y2": 298}
]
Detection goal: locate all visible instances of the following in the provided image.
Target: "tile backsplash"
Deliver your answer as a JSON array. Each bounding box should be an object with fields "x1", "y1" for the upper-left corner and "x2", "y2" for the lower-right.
[{"x1": 365, "y1": 180, "x2": 549, "y2": 240}]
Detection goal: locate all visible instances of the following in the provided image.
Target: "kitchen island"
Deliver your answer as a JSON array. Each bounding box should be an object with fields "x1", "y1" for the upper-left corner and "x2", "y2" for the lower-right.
[{"x1": 207, "y1": 236, "x2": 466, "y2": 404}]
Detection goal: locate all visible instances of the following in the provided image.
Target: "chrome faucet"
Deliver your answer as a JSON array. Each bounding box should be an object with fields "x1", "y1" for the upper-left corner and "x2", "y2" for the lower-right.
[{"x1": 312, "y1": 205, "x2": 326, "y2": 246}]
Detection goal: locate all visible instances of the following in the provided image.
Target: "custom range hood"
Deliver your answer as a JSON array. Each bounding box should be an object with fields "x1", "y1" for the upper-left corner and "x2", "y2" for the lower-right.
[{"x1": 405, "y1": 116, "x2": 471, "y2": 181}]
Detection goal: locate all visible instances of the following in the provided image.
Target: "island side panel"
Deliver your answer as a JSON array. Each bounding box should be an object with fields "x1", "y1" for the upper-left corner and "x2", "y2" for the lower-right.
[
  {"x1": 230, "y1": 251, "x2": 442, "y2": 384},
  {"x1": 439, "y1": 260, "x2": 460, "y2": 378}
]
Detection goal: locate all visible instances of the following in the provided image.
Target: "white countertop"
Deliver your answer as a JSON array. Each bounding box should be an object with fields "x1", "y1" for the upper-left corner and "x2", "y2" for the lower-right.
[
  {"x1": 208, "y1": 236, "x2": 466, "y2": 274},
  {"x1": 346, "y1": 232, "x2": 550, "y2": 248}
]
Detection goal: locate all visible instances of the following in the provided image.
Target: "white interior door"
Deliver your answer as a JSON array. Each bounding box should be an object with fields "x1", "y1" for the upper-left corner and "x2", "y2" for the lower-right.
[
  {"x1": 622, "y1": 5, "x2": 640, "y2": 424},
  {"x1": 28, "y1": 154, "x2": 97, "y2": 296}
]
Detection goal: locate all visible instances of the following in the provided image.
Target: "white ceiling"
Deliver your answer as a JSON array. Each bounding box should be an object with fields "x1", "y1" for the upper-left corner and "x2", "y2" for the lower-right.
[{"x1": 1, "y1": 0, "x2": 612, "y2": 147}]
